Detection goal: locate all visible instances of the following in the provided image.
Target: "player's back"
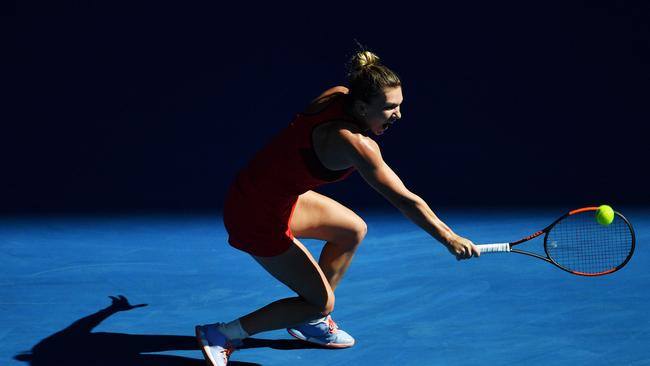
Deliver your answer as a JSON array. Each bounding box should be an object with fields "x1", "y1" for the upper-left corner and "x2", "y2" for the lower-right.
[{"x1": 231, "y1": 89, "x2": 361, "y2": 207}]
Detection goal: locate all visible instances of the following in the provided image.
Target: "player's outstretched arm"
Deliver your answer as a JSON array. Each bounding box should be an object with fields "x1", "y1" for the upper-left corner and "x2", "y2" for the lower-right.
[{"x1": 337, "y1": 130, "x2": 479, "y2": 260}]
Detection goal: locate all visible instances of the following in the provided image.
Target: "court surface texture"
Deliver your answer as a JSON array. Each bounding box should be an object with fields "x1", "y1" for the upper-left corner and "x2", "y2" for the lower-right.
[{"x1": 2, "y1": 207, "x2": 648, "y2": 365}]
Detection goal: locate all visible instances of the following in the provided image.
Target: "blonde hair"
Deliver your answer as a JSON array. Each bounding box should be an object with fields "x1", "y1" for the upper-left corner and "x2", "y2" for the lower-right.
[{"x1": 347, "y1": 49, "x2": 401, "y2": 103}]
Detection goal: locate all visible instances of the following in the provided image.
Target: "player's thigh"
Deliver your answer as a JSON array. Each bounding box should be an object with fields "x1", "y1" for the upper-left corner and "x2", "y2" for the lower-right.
[
  {"x1": 252, "y1": 239, "x2": 334, "y2": 313},
  {"x1": 290, "y1": 190, "x2": 367, "y2": 248}
]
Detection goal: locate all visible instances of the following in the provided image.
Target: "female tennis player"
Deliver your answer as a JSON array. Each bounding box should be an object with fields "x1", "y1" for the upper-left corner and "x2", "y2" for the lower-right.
[{"x1": 196, "y1": 49, "x2": 480, "y2": 366}]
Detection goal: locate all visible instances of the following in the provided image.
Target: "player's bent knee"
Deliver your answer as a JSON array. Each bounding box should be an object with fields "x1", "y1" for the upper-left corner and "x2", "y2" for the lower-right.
[
  {"x1": 345, "y1": 220, "x2": 367, "y2": 248},
  {"x1": 357, "y1": 221, "x2": 368, "y2": 242}
]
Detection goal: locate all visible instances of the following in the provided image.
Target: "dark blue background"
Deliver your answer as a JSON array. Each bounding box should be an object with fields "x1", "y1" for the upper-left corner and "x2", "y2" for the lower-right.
[{"x1": 4, "y1": 1, "x2": 649, "y2": 214}]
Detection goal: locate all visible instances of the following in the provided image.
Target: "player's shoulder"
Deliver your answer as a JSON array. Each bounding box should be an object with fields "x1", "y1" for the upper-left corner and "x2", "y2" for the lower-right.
[
  {"x1": 336, "y1": 126, "x2": 374, "y2": 145},
  {"x1": 304, "y1": 86, "x2": 349, "y2": 114},
  {"x1": 322, "y1": 85, "x2": 349, "y2": 96},
  {"x1": 334, "y1": 125, "x2": 380, "y2": 160},
  {"x1": 310, "y1": 85, "x2": 349, "y2": 103}
]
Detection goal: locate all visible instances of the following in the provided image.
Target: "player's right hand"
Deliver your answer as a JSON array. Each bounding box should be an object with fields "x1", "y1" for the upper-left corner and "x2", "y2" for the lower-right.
[{"x1": 445, "y1": 234, "x2": 481, "y2": 260}]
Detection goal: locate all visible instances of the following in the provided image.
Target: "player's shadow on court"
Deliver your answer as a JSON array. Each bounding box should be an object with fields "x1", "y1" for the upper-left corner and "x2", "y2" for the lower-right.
[{"x1": 13, "y1": 295, "x2": 328, "y2": 366}]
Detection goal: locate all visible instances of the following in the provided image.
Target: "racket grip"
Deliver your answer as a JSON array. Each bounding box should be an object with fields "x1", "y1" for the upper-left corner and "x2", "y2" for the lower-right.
[{"x1": 477, "y1": 243, "x2": 510, "y2": 253}]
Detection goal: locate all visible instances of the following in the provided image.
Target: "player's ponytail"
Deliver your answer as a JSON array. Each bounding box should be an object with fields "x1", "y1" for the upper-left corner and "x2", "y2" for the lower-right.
[{"x1": 347, "y1": 45, "x2": 401, "y2": 103}]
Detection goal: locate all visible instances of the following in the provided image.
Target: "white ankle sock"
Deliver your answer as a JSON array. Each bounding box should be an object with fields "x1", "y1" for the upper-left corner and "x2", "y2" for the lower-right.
[{"x1": 217, "y1": 319, "x2": 249, "y2": 340}]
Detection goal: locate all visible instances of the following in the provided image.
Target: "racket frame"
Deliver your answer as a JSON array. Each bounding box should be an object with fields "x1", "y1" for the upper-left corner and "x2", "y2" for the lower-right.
[{"x1": 478, "y1": 207, "x2": 636, "y2": 276}]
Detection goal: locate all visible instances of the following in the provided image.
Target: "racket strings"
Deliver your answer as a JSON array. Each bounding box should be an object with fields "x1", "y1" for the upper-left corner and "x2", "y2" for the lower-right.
[{"x1": 545, "y1": 212, "x2": 634, "y2": 275}]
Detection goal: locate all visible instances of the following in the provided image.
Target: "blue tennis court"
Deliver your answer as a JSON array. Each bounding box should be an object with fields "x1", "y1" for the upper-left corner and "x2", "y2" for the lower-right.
[
  {"x1": 6, "y1": 1, "x2": 649, "y2": 365},
  {"x1": 2, "y1": 207, "x2": 647, "y2": 365}
]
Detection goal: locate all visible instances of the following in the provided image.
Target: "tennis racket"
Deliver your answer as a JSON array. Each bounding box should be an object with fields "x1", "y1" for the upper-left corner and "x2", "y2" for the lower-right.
[{"x1": 476, "y1": 207, "x2": 635, "y2": 276}]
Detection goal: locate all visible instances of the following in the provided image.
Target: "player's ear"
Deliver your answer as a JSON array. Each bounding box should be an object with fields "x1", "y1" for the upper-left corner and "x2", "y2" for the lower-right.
[{"x1": 353, "y1": 99, "x2": 369, "y2": 117}]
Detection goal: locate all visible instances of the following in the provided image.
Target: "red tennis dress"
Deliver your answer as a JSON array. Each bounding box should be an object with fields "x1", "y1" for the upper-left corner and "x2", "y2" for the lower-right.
[{"x1": 223, "y1": 93, "x2": 367, "y2": 257}]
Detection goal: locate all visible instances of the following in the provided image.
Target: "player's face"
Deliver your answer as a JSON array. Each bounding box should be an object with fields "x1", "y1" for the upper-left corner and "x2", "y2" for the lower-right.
[{"x1": 362, "y1": 86, "x2": 403, "y2": 136}]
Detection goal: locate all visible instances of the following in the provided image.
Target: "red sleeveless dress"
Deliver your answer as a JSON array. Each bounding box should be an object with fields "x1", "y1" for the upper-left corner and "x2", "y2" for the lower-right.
[{"x1": 223, "y1": 93, "x2": 366, "y2": 257}]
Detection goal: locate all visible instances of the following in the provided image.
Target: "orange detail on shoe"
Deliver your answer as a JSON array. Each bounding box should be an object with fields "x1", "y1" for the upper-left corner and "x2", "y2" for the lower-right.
[
  {"x1": 222, "y1": 342, "x2": 235, "y2": 361},
  {"x1": 327, "y1": 317, "x2": 338, "y2": 334}
]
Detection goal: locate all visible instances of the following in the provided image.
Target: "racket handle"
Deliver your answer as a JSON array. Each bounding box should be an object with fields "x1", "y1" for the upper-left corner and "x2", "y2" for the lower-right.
[{"x1": 477, "y1": 243, "x2": 511, "y2": 253}]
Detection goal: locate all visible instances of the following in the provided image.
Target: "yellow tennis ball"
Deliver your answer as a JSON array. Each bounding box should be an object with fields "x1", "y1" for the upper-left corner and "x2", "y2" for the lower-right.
[{"x1": 596, "y1": 205, "x2": 615, "y2": 226}]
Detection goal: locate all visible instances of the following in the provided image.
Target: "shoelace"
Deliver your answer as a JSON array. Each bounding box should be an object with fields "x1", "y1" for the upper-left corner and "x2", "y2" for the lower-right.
[
  {"x1": 221, "y1": 341, "x2": 235, "y2": 361},
  {"x1": 327, "y1": 317, "x2": 339, "y2": 334}
]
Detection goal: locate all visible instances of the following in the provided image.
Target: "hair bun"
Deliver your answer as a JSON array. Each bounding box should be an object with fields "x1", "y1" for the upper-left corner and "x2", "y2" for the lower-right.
[{"x1": 351, "y1": 51, "x2": 381, "y2": 72}]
